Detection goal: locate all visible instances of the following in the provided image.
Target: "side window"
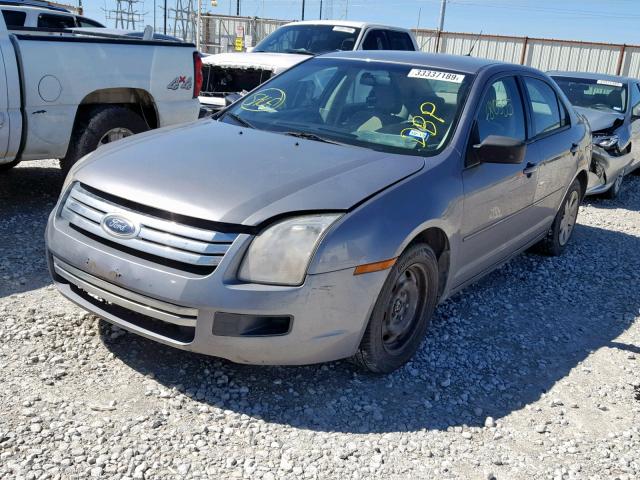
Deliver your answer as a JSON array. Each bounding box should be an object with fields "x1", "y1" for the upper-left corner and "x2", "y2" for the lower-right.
[
  {"x1": 524, "y1": 77, "x2": 562, "y2": 136},
  {"x1": 38, "y1": 13, "x2": 79, "y2": 29},
  {"x1": 362, "y1": 30, "x2": 388, "y2": 50},
  {"x1": 386, "y1": 31, "x2": 414, "y2": 51},
  {"x1": 475, "y1": 77, "x2": 526, "y2": 144},
  {"x1": 2, "y1": 10, "x2": 26, "y2": 28},
  {"x1": 631, "y1": 83, "x2": 640, "y2": 117}
]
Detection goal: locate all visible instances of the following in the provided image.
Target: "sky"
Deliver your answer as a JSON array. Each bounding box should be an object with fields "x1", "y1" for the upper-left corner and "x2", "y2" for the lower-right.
[{"x1": 81, "y1": 0, "x2": 640, "y2": 45}]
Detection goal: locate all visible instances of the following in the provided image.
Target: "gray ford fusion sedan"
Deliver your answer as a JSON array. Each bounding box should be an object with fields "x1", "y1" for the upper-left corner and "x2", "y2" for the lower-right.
[{"x1": 46, "y1": 51, "x2": 590, "y2": 373}]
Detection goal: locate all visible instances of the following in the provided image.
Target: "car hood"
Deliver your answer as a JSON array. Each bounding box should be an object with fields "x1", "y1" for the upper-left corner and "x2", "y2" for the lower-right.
[
  {"x1": 201, "y1": 52, "x2": 307, "y2": 73},
  {"x1": 574, "y1": 106, "x2": 625, "y2": 133},
  {"x1": 73, "y1": 120, "x2": 425, "y2": 226}
]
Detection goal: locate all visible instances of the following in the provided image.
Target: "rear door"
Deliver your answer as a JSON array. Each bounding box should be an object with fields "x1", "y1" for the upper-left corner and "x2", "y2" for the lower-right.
[
  {"x1": 457, "y1": 74, "x2": 539, "y2": 284},
  {"x1": 521, "y1": 76, "x2": 581, "y2": 227}
]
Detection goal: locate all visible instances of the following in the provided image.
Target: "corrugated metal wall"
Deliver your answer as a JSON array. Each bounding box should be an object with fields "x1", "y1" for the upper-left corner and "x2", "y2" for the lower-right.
[
  {"x1": 415, "y1": 29, "x2": 640, "y2": 79},
  {"x1": 198, "y1": 16, "x2": 639, "y2": 79}
]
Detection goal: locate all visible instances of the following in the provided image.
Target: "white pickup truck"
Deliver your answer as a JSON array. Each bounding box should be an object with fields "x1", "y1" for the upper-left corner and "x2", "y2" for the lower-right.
[
  {"x1": 199, "y1": 20, "x2": 418, "y2": 111},
  {"x1": 0, "y1": 15, "x2": 201, "y2": 173}
]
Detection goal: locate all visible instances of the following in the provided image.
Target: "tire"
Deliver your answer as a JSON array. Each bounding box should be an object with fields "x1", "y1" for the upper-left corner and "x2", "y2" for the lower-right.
[
  {"x1": 60, "y1": 105, "x2": 148, "y2": 175},
  {"x1": 0, "y1": 159, "x2": 20, "y2": 172},
  {"x1": 603, "y1": 173, "x2": 623, "y2": 199},
  {"x1": 352, "y1": 244, "x2": 439, "y2": 374},
  {"x1": 537, "y1": 179, "x2": 582, "y2": 256}
]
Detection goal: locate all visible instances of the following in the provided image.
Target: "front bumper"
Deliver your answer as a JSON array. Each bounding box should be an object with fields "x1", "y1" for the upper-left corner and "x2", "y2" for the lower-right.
[
  {"x1": 586, "y1": 145, "x2": 633, "y2": 195},
  {"x1": 45, "y1": 210, "x2": 387, "y2": 365}
]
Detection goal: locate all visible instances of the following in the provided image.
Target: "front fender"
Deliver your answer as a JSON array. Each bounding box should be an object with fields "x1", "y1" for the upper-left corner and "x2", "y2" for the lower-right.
[{"x1": 308, "y1": 158, "x2": 463, "y2": 280}]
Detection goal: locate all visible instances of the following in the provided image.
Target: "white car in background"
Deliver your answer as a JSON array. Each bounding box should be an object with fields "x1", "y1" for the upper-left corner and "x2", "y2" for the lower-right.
[
  {"x1": 199, "y1": 20, "x2": 418, "y2": 112},
  {"x1": 0, "y1": 1, "x2": 105, "y2": 29}
]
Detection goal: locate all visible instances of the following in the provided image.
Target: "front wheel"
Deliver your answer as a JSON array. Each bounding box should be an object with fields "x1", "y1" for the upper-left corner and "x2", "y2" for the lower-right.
[
  {"x1": 536, "y1": 179, "x2": 582, "y2": 256},
  {"x1": 352, "y1": 244, "x2": 439, "y2": 373}
]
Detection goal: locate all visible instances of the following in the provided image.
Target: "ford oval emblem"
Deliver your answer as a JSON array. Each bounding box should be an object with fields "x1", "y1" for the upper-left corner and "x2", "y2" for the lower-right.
[{"x1": 101, "y1": 214, "x2": 139, "y2": 239}]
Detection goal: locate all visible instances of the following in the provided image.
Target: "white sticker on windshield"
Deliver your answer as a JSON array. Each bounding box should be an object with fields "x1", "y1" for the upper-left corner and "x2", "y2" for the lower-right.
[
  {"x1": 597, "y1": 79, "x2": 623, "y2": 87},
  {"x1": 333, "y1": 26, "x2": 356, "y2": 33},
  {"x1": 408, "y1": 69, "x2": 465, "y2": 83}
]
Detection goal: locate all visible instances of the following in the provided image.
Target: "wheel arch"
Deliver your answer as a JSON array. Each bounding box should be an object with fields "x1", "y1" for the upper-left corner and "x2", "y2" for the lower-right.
[
  {"x1": 403, "y1": 226, "x2": 451, "y2": 299},
  {"x1": 73, "y1": 87, "x2": 159, "y2": 131}
]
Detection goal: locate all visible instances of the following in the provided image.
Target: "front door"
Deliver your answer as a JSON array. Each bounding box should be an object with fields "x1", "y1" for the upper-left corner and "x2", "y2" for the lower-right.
[{"x1": 456, "y1": 75, "x2": 539, "y2": 285}]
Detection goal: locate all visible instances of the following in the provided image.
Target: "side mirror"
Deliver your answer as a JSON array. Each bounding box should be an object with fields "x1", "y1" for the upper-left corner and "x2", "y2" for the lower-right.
[{"x1": 471, "y1": 135, "x2": 526, "y2": 165}]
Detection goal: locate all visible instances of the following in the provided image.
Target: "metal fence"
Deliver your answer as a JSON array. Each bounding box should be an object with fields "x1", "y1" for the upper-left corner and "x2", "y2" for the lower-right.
[
  {"x1": 198, "y1": 15, "x2": 640, "y2": 79},
  {"x1": 415, "y1": 29, "x2": 640, "y2": 78},
  {"x1": 200, "y1": 14, "x2": 288, "y2": 54}
]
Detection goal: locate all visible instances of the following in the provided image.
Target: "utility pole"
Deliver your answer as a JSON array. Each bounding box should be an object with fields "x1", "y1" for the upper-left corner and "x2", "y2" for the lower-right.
[
  {"x1": 301, "y1": 0, "x2": 305, "y2": 20},
  {"x1": 196, "y1": 0, "x2": 201, "y2": 50},
  {"x1": 163, "y1": 0, "x2": 167, "y2": 34},
  {"x1": 236, "y1": 0, "x2": 240, "y2": 16},
  {"x1": 437, "y1": 0, "x2": 447, "y2": 31},
  {"x1": 319, "y1": 0, "x2": 322, "y2": 19}
]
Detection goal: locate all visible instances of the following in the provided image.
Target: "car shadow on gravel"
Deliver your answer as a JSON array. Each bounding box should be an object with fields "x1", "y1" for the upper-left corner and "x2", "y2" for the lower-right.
[
  {"x1": 0, "y1": 162, "x2": 64, "y2": 297},
  {"x1": 100, "y1": 221, "x2": 640, "y2": 434}
]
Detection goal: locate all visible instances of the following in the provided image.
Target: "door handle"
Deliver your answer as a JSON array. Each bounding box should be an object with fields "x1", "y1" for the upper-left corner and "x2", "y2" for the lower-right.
[
  {"x1": 523, "y1": 162, "x2": 538, "y2": 177},
  {"x1": 570, "y1": 143, "x2": 579, "y2": 155}
]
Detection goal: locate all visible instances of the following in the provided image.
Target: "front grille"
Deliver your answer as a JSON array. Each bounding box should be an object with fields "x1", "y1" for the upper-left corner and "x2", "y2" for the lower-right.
[
  {"x1": 200, "y1": 65, "x2": 273, "y2": 96},
  {"x1": 61, "y1": 183, "x2": 238, "y2": 274}
]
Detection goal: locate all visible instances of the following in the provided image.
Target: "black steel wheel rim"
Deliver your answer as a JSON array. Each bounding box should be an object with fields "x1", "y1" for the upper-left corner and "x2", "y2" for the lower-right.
[{"x1": 381, "y1": 263, "x2": 427, "y2": 355}]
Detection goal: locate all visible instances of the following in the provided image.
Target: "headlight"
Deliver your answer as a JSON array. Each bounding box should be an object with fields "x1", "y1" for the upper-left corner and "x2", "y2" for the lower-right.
[
  {"x1": 238, "y1": 214, "x2": 342, "y2": 286},
  {"x1": 594, "y1": 134, "x2": 619, "y2": 150}
]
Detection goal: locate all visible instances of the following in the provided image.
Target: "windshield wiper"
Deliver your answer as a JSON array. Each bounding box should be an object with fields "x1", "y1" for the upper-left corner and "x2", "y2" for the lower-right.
[
  {"x1": 223, "y1": 111, "x2": 254, "y2": 129},
  {"x1": 283, "y1": 130, "x2": 341, "y2": 145}
]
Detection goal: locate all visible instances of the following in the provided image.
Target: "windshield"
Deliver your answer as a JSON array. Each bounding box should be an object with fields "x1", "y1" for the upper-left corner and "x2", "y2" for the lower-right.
[
  {"x1": 552, "y1": 76, "x2": 627, "y2": 113},
  {"x1": 222, "y1": 57, "x2": 473, "y2": 157},
  {"x1": 254, "y1": 25, "x2": 361, "y2": 55}
]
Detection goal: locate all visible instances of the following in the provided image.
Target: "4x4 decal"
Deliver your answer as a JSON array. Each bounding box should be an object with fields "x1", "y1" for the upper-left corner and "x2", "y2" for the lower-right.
[{"x1": 167, "y1": 76, "x2": 193, "y2": 90}]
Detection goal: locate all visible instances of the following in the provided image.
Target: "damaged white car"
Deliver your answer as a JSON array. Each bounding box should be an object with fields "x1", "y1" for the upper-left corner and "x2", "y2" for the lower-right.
[
  {"x1": 551, "y1": 71, "x2": 640, "y2": 199},
  {"x1": 199, "y1": 20, "x2": 417, "y2": 112}
]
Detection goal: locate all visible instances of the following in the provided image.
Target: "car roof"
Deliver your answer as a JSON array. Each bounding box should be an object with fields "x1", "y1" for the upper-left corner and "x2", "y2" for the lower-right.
[
  {"x1": 318, "y1": 50, "x2": 508, "y2": 74},
  {"x1": 282, "y1": 19, "x2": 411, "y2": 32},
  {"x1": 0, "y1": 5, "x2": 73, "y2": 14},
  {"x1": 548, "y1": 70, "x2": 634, "y2": 84}
]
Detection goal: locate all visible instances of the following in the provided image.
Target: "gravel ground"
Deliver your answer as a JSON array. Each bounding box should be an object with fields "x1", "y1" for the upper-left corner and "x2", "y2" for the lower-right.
[{"x1": 1, "y1": 159, "x2": 639, "y2": 480}]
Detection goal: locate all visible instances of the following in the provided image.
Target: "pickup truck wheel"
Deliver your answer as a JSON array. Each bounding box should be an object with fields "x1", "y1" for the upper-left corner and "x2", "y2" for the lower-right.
[
  {"x1": 352, "y1": 244, "x2": 439, "y2": 374},
  {"x1": 536, "y1": 179, "x2": 582, "y2": 256},
  {"x1": 61, "y1": 106, "x2": 148, "y2": 175},
  {"x1": 0, "y1": 159, "x2": 20, "y2": 172}
]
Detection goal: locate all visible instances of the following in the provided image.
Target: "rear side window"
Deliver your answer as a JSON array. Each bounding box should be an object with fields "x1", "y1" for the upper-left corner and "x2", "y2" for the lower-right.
[
  {"x1": 524, "y1": 77, "x2": 562, "y2": 136},
  {"x1": 362, "y1": 30, "x2": 388, "y2": 50},
  {"x1": 475, "y1": 77, "x2": 526, "y2": 144},
  {"x1": 386, "y1": 31, "x2": 414, "y2": 51},
  {"x1": 2, "y1": 10, "x2": 26, "y2": 27},
  {"x1": 38, "y1": 13, "x2": 75, "y2": 29}
]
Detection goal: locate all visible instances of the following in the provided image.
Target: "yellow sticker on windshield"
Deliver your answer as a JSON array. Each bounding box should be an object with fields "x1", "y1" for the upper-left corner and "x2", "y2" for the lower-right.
[
  {"x1": 401, "y1": 101, "x2": 446, "y2": 147},
  {"x1": 241, "y1": 88, "x2": 286, "y2": 112}
]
